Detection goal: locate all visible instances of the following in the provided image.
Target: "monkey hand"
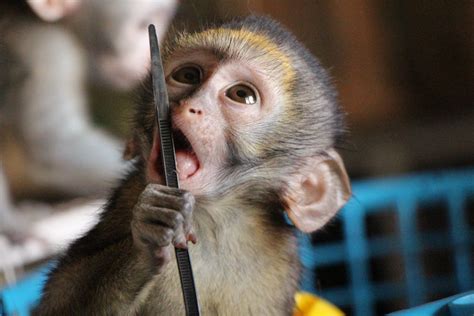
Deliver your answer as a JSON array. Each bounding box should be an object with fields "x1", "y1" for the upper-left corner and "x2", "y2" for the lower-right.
[{"x1": 131, "y1": 184, "x2": 196, "y2": 272}]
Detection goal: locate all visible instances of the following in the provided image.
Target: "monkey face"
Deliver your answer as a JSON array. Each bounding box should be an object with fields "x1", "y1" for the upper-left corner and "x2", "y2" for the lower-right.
[
  {"x1": 145, "y1": 49, "x2": 286, "y2": 195},
  {"x1": 67, "y1": 0, "x2": 177, "y2": 90},
  {"x1": 141, "y1": 16, "x2": 347, "y2": 203}
]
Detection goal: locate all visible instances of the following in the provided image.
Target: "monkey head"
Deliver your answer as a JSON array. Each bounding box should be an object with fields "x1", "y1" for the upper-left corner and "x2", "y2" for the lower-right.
[
  {"x1": 27, "y1": 0, "x2": 178, "y2": 90},
  {"x1": 132, "y1": 16, "x2": 351, "y2": 233}
]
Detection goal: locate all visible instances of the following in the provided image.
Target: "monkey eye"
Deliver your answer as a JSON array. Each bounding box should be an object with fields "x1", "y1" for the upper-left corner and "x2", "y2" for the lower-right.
[
  {"x1": 171, "y1": 65, "x2": 202, "y2": 85},
  {"x1": 225, "y1": 84, "x2": 258, "y2": 105}
]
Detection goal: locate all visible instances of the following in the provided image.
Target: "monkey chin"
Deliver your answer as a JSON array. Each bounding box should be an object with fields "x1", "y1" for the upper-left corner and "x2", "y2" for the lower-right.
[{"x1": 146, "y1": 128, "x2": 205, "y2": 193}]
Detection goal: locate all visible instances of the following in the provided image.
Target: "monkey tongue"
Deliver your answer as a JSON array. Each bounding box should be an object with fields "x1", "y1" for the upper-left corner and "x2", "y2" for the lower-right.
[{"x1": 175, "y1": 150, "x2": 199, "y2": 180}]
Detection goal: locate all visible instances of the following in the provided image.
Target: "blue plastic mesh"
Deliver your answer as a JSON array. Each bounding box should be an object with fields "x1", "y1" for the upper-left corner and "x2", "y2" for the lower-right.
[
  {"x1": 299, "y1": 168, "x2": 474, "y2": 315},
  {"x1": 0, "y1": 265, "x2": 50, "y2": 316}
]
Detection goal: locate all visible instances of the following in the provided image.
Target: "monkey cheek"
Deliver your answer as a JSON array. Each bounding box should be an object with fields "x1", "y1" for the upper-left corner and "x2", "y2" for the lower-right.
[
  {"x1": 146, "y1": 145, "x2": 165, "y2": 185},
  {"x1": 146, "y1": 169, "x2": 164, "y2": 185}
]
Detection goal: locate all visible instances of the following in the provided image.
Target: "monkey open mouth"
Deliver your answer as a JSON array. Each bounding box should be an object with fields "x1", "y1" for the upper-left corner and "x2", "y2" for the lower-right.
[
  {"x1": 150, "y1": 127, "x2": 201, "y2": 183},
  {"x1": 172, "y1": 129, "x2": 200, "y2": 180}
]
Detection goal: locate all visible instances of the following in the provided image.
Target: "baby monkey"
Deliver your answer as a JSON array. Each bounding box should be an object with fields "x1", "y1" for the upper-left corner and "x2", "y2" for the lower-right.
[{"x1": 35, "y1": 16, "x2": 351, "y2": 315}]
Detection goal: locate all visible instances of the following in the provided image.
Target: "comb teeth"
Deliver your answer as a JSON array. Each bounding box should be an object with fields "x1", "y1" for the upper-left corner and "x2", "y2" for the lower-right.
[
  {"x1": 176, "y1": 248, "x2": 200, "y2": 315},
  {"x1": 159, "y1": 119, "x2": 179, "y2": 188}
]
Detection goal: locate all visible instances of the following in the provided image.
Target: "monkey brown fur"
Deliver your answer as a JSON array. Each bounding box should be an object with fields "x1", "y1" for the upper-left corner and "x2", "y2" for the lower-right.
[{"x1": 35, "y1": 16, "x2": 350, "y2": 315}]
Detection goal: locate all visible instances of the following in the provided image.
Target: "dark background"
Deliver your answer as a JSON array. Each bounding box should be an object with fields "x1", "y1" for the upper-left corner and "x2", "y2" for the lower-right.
[
  {"x1": 92, "y1": 0, "x2": 474, "y2": 180},
  {"x1": 6, "y1": 1, "x2": 472, "y2": 198}
]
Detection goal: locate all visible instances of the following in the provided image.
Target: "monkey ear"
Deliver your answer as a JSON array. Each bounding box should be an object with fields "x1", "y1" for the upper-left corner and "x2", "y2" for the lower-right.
[
  {"x1": 283, "y1": 149, "x2": 351, "y2": 233},
  {"x1": 27, "y1": 0, "x2": 81, "y2": 22}
]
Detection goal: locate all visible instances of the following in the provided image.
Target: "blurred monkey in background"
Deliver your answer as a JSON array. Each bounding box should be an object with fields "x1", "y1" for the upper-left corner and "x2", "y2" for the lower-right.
[{"x1": 0, "y1": 0, "x2": 177, "y2": 235}]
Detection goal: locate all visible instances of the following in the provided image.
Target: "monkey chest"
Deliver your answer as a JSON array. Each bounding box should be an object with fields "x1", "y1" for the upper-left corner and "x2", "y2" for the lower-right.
[{"x1": 139, "y1": 251, "x2": 295, "y2": 315}]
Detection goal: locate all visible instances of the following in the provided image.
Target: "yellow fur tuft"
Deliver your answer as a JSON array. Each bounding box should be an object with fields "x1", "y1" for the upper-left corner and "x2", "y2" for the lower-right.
[{"x1": 176, "y1": 28, "x2": 296, "y2": 92}]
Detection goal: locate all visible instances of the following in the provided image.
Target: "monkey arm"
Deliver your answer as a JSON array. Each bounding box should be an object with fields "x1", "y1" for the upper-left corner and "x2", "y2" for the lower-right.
[
  {"x1": 34, "y1": 171, "x2": 156, "y2": 315},
  {"x1": 33, "y1": 225, "x2": 157, "y2": 315},
  {"x1": 34, "y1": 169, "x2": 197, "y2": 315}
]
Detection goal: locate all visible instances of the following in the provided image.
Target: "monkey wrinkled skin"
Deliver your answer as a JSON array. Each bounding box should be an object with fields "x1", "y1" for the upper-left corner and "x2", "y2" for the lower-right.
[{"x1": 35, "y1": 16, "x2": 351, "y2": 315}]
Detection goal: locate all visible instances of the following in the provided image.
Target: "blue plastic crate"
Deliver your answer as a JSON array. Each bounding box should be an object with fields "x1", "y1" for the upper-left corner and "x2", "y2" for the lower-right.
[
  {"x1": 2, "y1": 168, "x2": 474, "y2": 315},
  {"x1": 0, "y1": 265, "x2": 50, "y2": 316},
  {"x1": 388, "y1": 291, "x2": 474, "y2": 316},
  {"x1": 300, "y1": 168, "x2": 474, "y2": 315}
]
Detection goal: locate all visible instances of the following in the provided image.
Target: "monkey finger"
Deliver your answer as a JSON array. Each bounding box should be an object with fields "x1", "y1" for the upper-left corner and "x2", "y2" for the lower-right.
[
  {"x1": 140, "y1": 185, "x2": 195, "y2": 214},
  {"x1": 178, "y1": 196, "x2": 194, "y2": 226},
  {"x1": 186, "y1": 229, "x2": 197, "y2": 244},
  {"x1": 155, "y1": 190, "x2": 195, "y2": 212},
  {"x1": 151, "y1": 246, "x2": 172, "y2": 272},
  {"x1": 146, "y1": 183, "x2": 191, "y2": 198},
  {"x1": 136, "y1": 205, "x2": 184, "y2": 230},
  {"x1": 172, "y1": 224, "x2": 187, "y2": 249},
  {"x1": 182, "y1": 220, "x2": 195, "y2": 239},
  {"x1": 132, "y1": 220, "x2": 174, "y2": 248}
]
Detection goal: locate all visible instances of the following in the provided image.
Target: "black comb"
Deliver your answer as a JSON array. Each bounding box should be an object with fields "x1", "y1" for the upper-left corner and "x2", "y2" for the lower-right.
[{"x1": 148, "y1": 24, "x2": 200, "y2": 316}]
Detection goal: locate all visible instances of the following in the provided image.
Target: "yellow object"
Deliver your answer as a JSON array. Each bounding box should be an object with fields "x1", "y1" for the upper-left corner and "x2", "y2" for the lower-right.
[{"x1": 293, "y1": 292, "x2": 345, "y2": 316}]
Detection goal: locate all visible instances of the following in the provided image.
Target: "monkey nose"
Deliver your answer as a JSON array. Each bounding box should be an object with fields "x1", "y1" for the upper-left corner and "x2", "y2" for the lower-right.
[{"x1": 188, "y1": 108, "x2": 203, "y2": 115}]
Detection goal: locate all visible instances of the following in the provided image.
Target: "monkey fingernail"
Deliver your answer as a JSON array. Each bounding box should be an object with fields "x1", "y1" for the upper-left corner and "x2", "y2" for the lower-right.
[
  {"x1": 187, "y1": 232, "x2": 197, "y2": 244},
  {"x1": 175, "y1": 241, "x2": 188, "y2": 249},
  {"x1": 173, "y1": 234, "x2": 188, "y2": 249}
]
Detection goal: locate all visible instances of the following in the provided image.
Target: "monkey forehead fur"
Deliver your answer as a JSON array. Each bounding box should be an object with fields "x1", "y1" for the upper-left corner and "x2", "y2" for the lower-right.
[
  {"x1": 165, "y1": 16, "x2": 345, "y2": 145},
  {"x1": 135, "y1": 15, "x2": 346, "y2": 195}
]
